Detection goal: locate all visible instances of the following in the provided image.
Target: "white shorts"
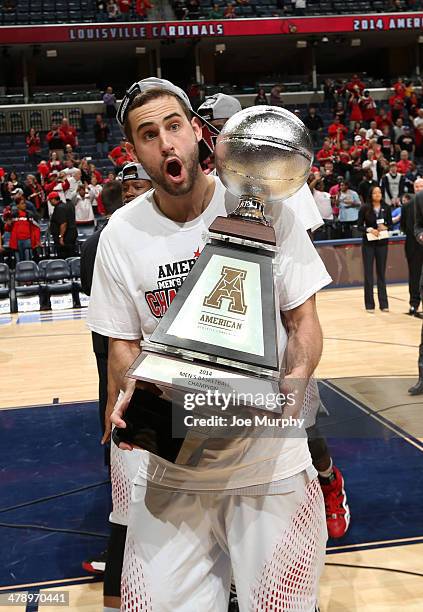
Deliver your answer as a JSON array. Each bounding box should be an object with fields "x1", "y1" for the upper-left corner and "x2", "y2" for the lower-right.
[
  {"x1": 121, "y1": 471, "x2": 327, "y2": 611},
  {"x1": 110, "y1": 433, "x2": 144, "y2": 526}
]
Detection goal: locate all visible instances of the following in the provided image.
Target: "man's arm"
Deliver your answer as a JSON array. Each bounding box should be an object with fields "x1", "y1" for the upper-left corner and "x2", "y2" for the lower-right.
[
  {"x1": 283, "y1": 296, "x2": 323, "y2": 380},
  {"x1": 103, "y1": 337, "x2": 140, "y2": 445},
  {"x1": 58, "y1": 221, "x2": 67, "y2": 246}
]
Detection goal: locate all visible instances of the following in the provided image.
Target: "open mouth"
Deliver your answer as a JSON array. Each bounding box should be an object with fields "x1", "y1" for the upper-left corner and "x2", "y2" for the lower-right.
[{"x1": 165, "y1": 158, "x2": 183, "y2": 180}]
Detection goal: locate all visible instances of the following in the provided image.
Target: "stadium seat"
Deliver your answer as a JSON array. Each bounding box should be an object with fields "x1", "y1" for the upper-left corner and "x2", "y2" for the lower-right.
[
  {"x1": 10, "y1": 112, "x2": 24, "y2": 133},
  {"x1": 14, "y1": 261, "x2": 41, "y2": 312},
  {"x1": 38, "y1": 259, "x2": 54, "y2": 282},
  {"x1": 45, "y1": 259, "x2": 74, "y2": 309},
  {"x1": 0, "y1": 263, "x2": 11, "y2": 314},
  {"x1": 29, "y1": 111, "x2": 43, "y2": 131}
]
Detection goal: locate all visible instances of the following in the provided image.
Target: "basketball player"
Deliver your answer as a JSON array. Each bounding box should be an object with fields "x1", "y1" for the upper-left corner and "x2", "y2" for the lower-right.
[
  {"x1": 198, "y1": 94, "x2": 351, "y2": 542},
  {"x1": 87, "y1": 77, "x2": 331, "y2": 611},
  {"x1": 80, "y1": 175, "x2": 152, "y2": 611},
  {"x1": 118, "y1": 162, "x2": 152, "y2": 204}
]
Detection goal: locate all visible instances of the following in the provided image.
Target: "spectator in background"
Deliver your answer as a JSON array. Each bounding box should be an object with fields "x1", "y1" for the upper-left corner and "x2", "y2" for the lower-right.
[
  {"x1": 393, "y1": 77, "x2": 406, "y2": 99},
  {"x1": 322, "y1": 160, "x2": 338, "y2": 192},
  {"x1": 208, "y1": 2, "x2": 223, "y2": 17},
  {"x1": 23, "y1": 174, "x2": 45, "y2": 217},
  {"x1": 333, "y1": 101, "x2": 346, "y2": 125},
  {"x1": 366, "y1": 120, "x2": 382, "y2": 141},
  {"x1": 7, "y1": 170, "x2": 22, "y2": 191},
  {"x1": 381, "y1": 161, "x2": 405, "y2": 206},
  {"x1": 347, "y1": 73, "x2": 365, "y2": 93},
  {"x1": 106, "y1": 0, "x2": 120, "y2": 19},
  {"x1": 73, "y1": 184, "x2": 96, "y2": 225},
  {"x1": 360, "y1": 90, "x2": 377, "y2": 127},
  {"x1": 396, "y1": 125, "x2": 415, "y2": 159},
  {"x1": 49, "y1": 191, "x2": 78, "y2": 258},
  {"x1": 413, "y1": 108, "x2": 423, "y2": 130},
  {"x1": 316, "y1": 138, "x2": 334, "y2": 165},
  {"x1": 48, "y1": 151, "x2": 62, "y2": 173},
  {"x1": 103, "y1": 86, "x2": 117, "y2": 122},
  {"x1": 397, "y1": 150, "x2": 413, "y2": 175},
  {"x1": 224, "y1": 2, "x2": 236, "y2": 17},
  {"x1": 88, "y1": 175, "x2": 103, "y2": 212},
  {"x1": 378, "y1": 125, "x2": 394, "y2": 161},
  {"x1": 415, "y1": 124, "x2": 423, "y2": 165},
  {"x1": 94, "y1": 114, "x2": 110, "y2": 158},
  {"x1": 309, "y1": 173, "x2": 333, "y2": 221},
  {"x1": 337, "y1": 180, "x2": 361, "y2": 237},
  {"x1": 46, "y1": 124, "x2": 66, "y2": 160},
  {"x1": 44, "y1": 171, "x2": 69, "y2": 215},
  {"x1": 357, "y1": 185, "x2": 392, "y2": 312},
  {"x1": 348, "y1": 88, "x2": 363, "y2": 130},
  {"x1": 88, "y1": 163, "x2": 103, "y2": 186},
  {"x1": 64, "y1": 168, "x2": 83, "y2": 201},
  {"x1": 376, "y1": 107, "x2": 393, "y2": 132},
  {"x1": 393, "y1": 116, "x2": 406, "y2": 143},
  {"x1": 135, "y1": 0, "x2": 153, "y2": 17},
  {"x1": 60, "y1": 118, "x2": 78, "y2": 149},
  {"x1": 389, "y1": 92, "x2": 405, "y2": 122},
  {"x1": 26, "y1": 128, "x2": 41, "y2": 164},
  {"x1": 108, "y1": 140, "x2": 131, "y2": 169},
  {"x1": 358, "y1": 167, "x2": 378, "y2": 204},
  {"x1": 270, "y1": 84, "x2": 282, "y2": 106},
  {"x1": 303, "y1": 106, "x2": 324, "y2": 146},
  {"x1": 254, "y1": 87, "x2": 268, "y2": 105},
  {"x1": 9, "y1": 198, "x2": 41, "y2": 262},
  {"x1": 37, "y1": 160, "x2": 50, "y2": 185},
  {"x1": 79, "y1": 158, "x2": 91, "y2": 183},
  {"x1": 118, "y1": 0, "x2": 132, "y2": 14},
  {"x1": 105, "y1": 171, "x2": 117, "y2": 182},
  {"x1": 64, "y1": 144, "x2": 80, "y2": 163},
  {"x1": 328, "y1": 115, "x2": 348, "y2": 145}
]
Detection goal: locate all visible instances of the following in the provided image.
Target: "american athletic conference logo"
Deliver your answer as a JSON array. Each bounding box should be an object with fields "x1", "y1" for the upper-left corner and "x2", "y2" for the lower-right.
[{"x1": 203, "y1": 266, "x2": 247, "y2": 315}]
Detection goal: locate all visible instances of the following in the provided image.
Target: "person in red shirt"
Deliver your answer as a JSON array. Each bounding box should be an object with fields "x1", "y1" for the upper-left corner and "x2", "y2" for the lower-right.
[
  {"x1": 48, "y1": 151, "x2": 63, "y2": 173},
  {"x1": 316, "y1": 139, "x2": 335, "y2": 165},
  {"x1": 118, "y1": 0, "x2": 131, "y2": 12},
  {"x1": 88, "y1": 163, "x2": 103, "y2": 184},
  {"x1": 348, "y1": 89, "x2": 363, "y2": 130},
  {"x1": 108, "y1": 140, "x2": 132, "y2": 168},
  {"x1": 347, "y1": 74, "x2": 365, "y2": 94},
  {"x1": 360, "y1": 90, "x2": 377, "y2": 127},
  {"x1": 26, "y1": 127, "x2": 41, "y2": 164},
  {"x1": 376, "y1": 107, "x2": 393, "y2": 132},
  {"x1": 393, "y1": 78, "x2": 406, "y2": 99},
  {"x1": 60, "y1": 118, "x2": 78, "y2": 149},
  {"x1": 9, "y1": 197, "x2": 41, "y2": 261},
  {"x1": 397, "y1": 150, "x2": 412, "y2": 175},
  {"x1": 389, "y1": 94, "x2": 405, "y2": 122},
  {"x1": 349, "y1": 135, "x2": 365, "y2": 161},
  {"x1": 327, "y1": 117, "x2": 348, "y2": 146},
  {"x1": 135, "y1": 0, "x2": 152, "y2": 16},
  {"x1": 37, "y1": 160, "x2": 50, "y2": 183}
]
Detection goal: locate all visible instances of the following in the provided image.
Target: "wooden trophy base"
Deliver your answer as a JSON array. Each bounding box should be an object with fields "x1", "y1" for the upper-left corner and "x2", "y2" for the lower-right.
[{"x1": 209, "y1": 216, "x2": 276, "y2": 246}]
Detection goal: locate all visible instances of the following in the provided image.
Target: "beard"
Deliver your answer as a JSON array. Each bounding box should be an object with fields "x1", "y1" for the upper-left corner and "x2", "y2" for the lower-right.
[{"x1": 140, "y1": 135, "x2": 200, "y2": 197}]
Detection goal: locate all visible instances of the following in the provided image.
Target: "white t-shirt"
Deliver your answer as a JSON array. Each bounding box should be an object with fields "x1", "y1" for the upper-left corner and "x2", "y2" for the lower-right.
[
  {"x1": 74, "y1": 194, "x2": 95, "y2": 223},
  {"x1": 313, "y1": 190, "x2": 333, "y2": 221},
  {"x1": 87, "y1": 176, "x2": 331, "y2": 490}
]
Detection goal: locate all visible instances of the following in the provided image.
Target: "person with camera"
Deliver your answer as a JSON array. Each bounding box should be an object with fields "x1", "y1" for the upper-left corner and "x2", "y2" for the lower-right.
[{"x1": 357, "y1": 185, "x2": 393, "y2": 312}]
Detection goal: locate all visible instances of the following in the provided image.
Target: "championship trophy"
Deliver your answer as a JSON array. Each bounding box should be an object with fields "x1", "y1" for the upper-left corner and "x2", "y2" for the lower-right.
[{"x1": 127, "y1": 106, "x2": 313, "y2": 404}]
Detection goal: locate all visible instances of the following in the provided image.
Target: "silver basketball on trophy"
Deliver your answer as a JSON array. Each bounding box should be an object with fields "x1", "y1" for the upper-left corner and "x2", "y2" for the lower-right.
[{"x1": 215, "y1": 105, "x2": 313, "y2": 204}]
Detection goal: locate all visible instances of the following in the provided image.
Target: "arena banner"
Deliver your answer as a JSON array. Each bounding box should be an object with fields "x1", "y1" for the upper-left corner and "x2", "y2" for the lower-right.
[{"x1": 0, "y1": 13, "x2": 423, "y2": 44}]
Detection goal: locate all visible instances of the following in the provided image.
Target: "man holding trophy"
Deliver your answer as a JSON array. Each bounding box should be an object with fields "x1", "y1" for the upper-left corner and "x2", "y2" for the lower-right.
[{"x1": 87, "y1": 78, "x2": 331, "y2": 611}]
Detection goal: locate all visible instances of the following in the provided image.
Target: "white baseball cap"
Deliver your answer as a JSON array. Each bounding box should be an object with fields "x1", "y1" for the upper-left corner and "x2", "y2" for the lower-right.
[
  {"x1": 197, "y1": 93, "x2": 242, "y2": 122},
  {"x1": 118, "y1": 162, "x2": 151, "y2": 182}
]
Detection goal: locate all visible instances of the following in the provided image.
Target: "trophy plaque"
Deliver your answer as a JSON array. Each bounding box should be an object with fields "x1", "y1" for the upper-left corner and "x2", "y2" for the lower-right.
[{"x1": 127, "y1": 106, "x2": 313, "y2": 402}]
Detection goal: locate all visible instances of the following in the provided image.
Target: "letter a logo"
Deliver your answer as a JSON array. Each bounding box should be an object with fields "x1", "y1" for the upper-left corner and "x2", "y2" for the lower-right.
[{"x1": 203, "y1": 266, "x2": 247, "y2": 315}]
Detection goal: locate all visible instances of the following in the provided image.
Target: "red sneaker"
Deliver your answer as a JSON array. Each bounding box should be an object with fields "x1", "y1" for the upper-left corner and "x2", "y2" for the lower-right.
[{"x1": 319, "y1": 465, "x2": 350, "y2": 539}]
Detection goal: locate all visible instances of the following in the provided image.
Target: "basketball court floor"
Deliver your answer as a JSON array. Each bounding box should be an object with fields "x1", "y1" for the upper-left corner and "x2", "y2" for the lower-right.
[{"x1": 0, "y1": 284, "x2": 422, "y2": 611}]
